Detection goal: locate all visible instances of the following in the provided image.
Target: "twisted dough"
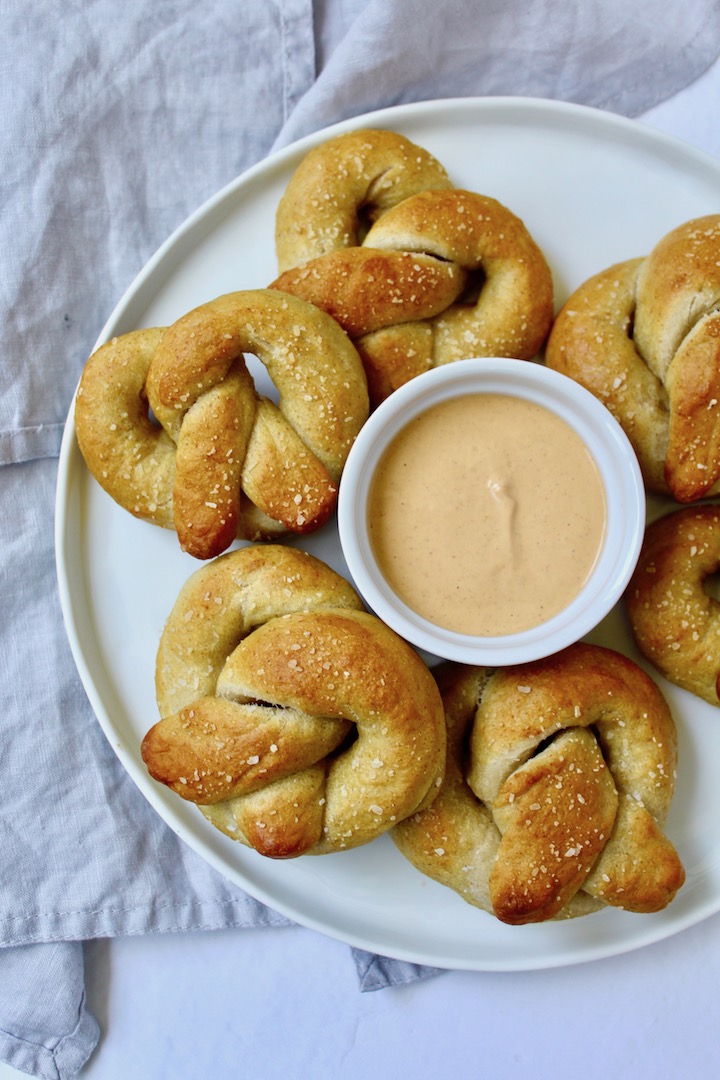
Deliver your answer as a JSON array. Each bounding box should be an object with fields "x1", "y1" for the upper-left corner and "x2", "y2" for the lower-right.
[
  {"x1": 275, "y1": 128, "x2": 453, "y2": 272},
  {"x1": 142, "y1": 545, "x2": 446, "y2": 857},
  {"x1": 393, "y1": 644, "x2": 684, "y2": 924},
  {"x1": 272, "y1": 188, "x2": 554, "y2": 406},
  {"x1": 546, "y1": 215, "x2": 720, "y2": 501},
  {"x1": 627, "y1": 505, "x2": 720, "y2": 706},
  {"x1": 75, "y1": 290, "x2": 369, "y2": 559}
]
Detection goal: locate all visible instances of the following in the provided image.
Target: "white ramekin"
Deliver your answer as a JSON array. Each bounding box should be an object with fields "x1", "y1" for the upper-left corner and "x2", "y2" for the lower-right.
[{"x1": 337, "y1": 357, "x2": 645, "y2": 666}]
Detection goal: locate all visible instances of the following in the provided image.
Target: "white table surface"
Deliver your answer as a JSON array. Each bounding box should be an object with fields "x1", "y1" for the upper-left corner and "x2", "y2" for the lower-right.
[{"x1": 5, "y1": 59, "x2": 720, "y2": 1080}]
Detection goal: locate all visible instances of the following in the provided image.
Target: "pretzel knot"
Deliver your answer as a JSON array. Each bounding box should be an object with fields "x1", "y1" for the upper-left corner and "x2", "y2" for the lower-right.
[
  {"x1": 393, "y1": 644, "x2": 685, "y2": 924},
  {"x1": 141, "y1": 545, "x2": 446, "y2": 858},
  {"x1": 75, "y1": 290, "x2": 369, "y2": 559},
  {"x1": 272, "y1": 188, "x2": 554, "y2": 406},
  {"x1": 546, "y1": 215, "x2": 720, "y2": 501},
  {"x1": 627, "y1": 505, "x2": 720, "y2": 706}
]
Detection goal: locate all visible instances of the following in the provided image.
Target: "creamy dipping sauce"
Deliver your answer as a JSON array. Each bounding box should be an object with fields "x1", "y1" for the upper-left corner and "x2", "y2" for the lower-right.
[{"x1": 367, "y1": 393, "x2": 607, "y2": 636}]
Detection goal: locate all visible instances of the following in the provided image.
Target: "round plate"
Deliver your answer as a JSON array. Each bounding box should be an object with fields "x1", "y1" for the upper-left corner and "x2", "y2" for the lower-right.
[{"x1": 56, "y1": 97, "x2": 720, "y2": 971}]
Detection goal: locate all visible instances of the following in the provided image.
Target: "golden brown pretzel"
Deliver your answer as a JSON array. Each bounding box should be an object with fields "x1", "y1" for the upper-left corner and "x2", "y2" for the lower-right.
[
  {"x1": 275, "y1": 128, "x2": 453, "y2": 272},
  {"x1": 75, "y1": 290, "x2": 369, "y2": 559},
  {"x1": 142, "y1": 545, "x2": 446, "y2": 857},
  {"x1": 546, "y1": 215, "x2": 720, "y2": 501},
  {"x1": 393, "y1": 644, "x2": 685, "y2": 924},
  {"x1": 272, "y1": 188, "x2": 554, "y2": 405},
  {"x1": 627, "y1": 505, "x2": 720, "y2": 705}
]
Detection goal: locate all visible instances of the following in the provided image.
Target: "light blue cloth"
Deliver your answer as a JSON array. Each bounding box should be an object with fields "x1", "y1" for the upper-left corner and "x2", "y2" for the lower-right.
[{"x1": 2, "y1": 1, "x2": 719, "y2": 1075}]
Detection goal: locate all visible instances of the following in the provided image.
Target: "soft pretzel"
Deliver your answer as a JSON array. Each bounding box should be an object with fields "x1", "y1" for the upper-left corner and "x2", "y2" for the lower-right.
[
  {"x1": 627, "y1": 505, "x2": 720, "y2": 705},
  {"x1": 393, "y1": 644, "x2": 685, "y2": 924},
  {"x1": 141, "y1": 545, "x2": 446, "y2": 858},
  {"x1": 546, "y1": 215, "x2": 720, "y2": 501},
  {"x1": 75, "y1": 290, "x2": 369, "y2": 559},
  {"x1": 275, "y1": 128, "x2": 453, "y2": 272},
  {"x1": 272, "y1": 188, "x2": 554, "y2": 405}
]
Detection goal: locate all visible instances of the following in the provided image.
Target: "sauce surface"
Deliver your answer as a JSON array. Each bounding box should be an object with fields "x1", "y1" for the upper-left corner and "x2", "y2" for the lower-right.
[{"x1": 367, "y1": 393, "x2": 607, "y2": 636}]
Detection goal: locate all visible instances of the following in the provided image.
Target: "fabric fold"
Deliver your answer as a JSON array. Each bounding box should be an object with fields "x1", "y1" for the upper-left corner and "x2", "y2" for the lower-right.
[
  {"x1": 0, "y1": 944, "x2": 99, "y2": 1080},
  {"x1": 351, "y1": 948, "x2": 444, "y2": 992},
  {"x1": 273, "y1": 0, "x2": 720, "y2": 148}
]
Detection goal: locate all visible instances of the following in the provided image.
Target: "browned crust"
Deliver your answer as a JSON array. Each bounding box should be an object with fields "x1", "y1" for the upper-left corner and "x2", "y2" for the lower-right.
[{"x1": 271, "y1": 249, "x2": 466, "y2": 338}]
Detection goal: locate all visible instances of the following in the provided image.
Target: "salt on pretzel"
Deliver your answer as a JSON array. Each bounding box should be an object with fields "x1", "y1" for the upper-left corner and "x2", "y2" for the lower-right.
[
  {"x1": 393, "y1": 644, "x2": 684, "y2": 924},
  {"x1": 272, "y1": 188, "x2": 554, "y2": 405},
  {"x1": 141, "y1": 545, "x2": 446, "y2": 858},
  {"x1": 275, "y1": 128, "x2": 453, "y2": 273},
  {"x1": 546, "y1": 215, "x2": 720, "y2": 501},
  {"x1": 627, "y1": 505, "x2": 720, "y2": 705},
  {"x1": 75, "y1": 290, "x2": 369, "y2": 559}
]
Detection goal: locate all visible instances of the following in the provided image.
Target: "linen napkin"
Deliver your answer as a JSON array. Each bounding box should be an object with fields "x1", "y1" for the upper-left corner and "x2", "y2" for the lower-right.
[{"x1": 2, "y1": 1, "x2": 719, "y2": 1076}]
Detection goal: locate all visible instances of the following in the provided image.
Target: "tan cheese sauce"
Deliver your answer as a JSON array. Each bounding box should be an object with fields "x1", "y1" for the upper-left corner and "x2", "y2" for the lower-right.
[{"x1": 367, "y1": 393, "x2": 607, "y2": 636}]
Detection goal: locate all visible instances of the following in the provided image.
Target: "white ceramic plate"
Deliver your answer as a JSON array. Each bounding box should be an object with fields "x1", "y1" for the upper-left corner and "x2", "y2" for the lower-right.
[{"x1": 56, "y1": 97, "x2": 720, "y2": 971}]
